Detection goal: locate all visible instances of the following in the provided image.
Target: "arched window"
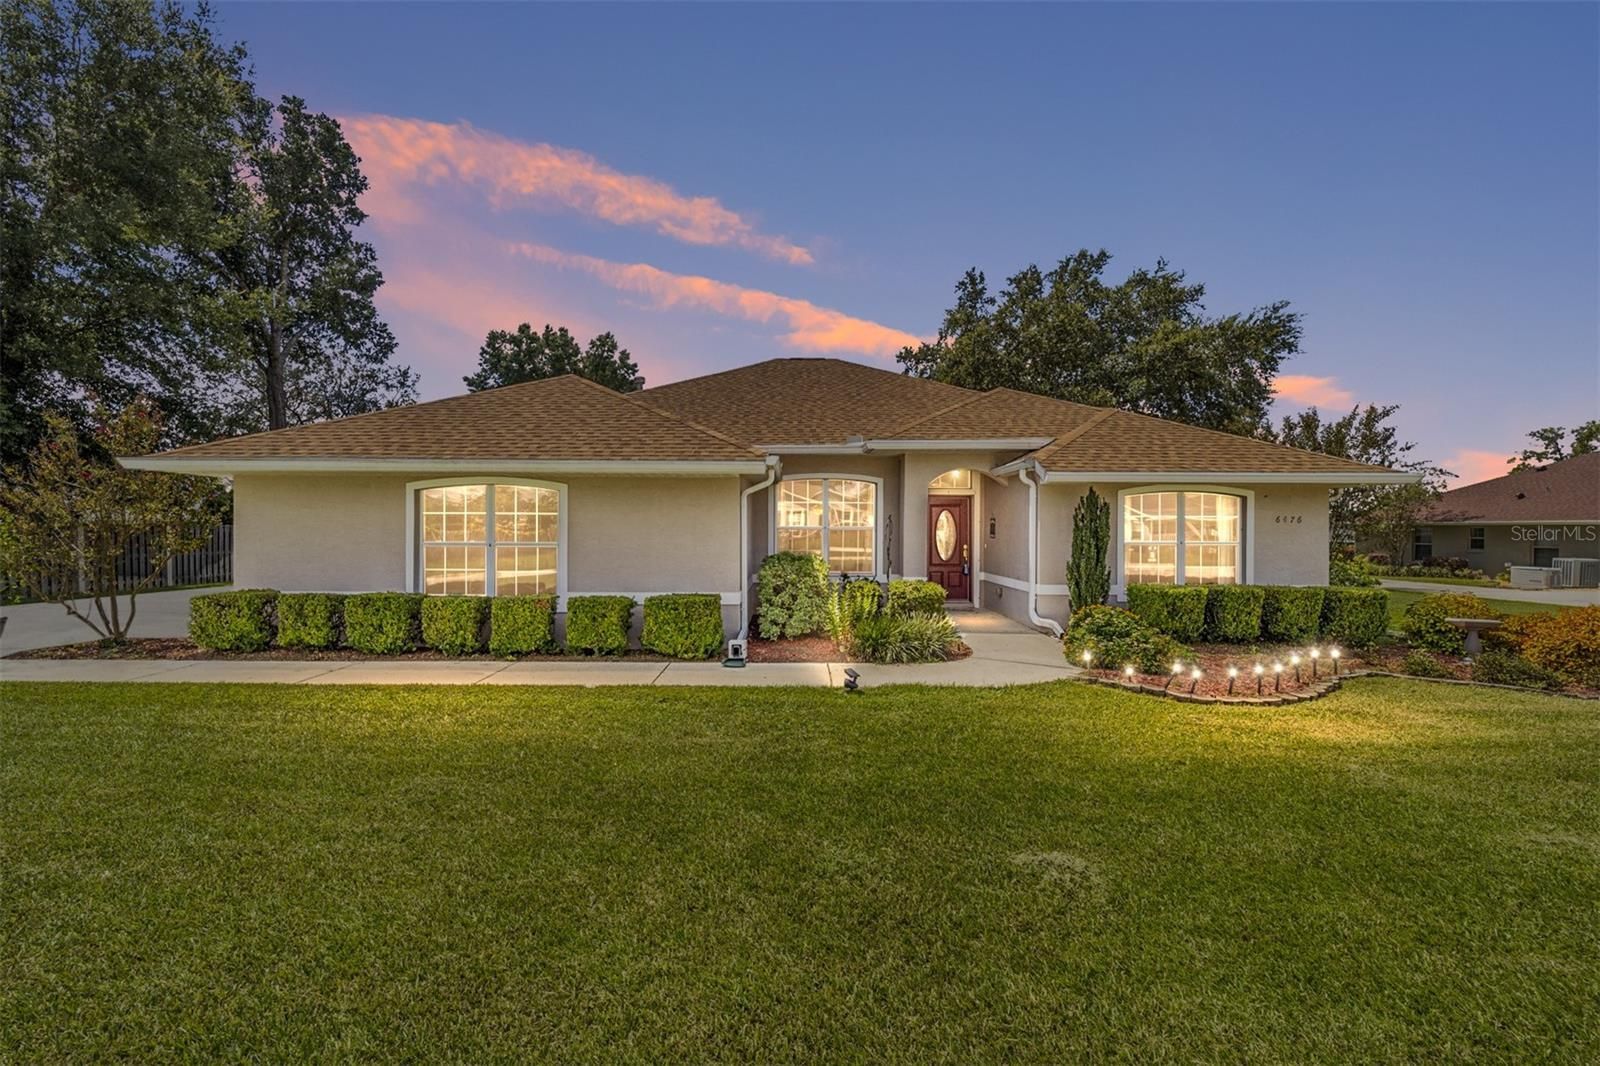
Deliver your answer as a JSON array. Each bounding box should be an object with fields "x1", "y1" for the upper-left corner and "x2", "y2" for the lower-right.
[
  {"x1": 1123, "y1": 490, "x2": 1242, "y2": 586},
  {"x1": 928, "y1": 469, "x2": 972, "y2": 490},
  {"x1": 775, "y1": 476, "x2": 878, "y2": 574},
  {"x1": 417, "y1": 482, "x2": 560, "y2": 596}
]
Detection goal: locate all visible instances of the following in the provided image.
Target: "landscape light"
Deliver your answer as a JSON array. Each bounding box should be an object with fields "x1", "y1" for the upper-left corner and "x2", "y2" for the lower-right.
[
  {"x1": 1310, "y1": 647, "x2": 1321, "y2": 677},
  {"x1": 1330, "y1": 647, "x2": 1341, "y2": 675},
  {"x1": 1227, "y1": 665, "x2": 1238, "y2": 695},
  {"x1": 1081, "y1": 649, "x2": 1094, "y2": 666},
  {"x1": 1253, "y1": 662, "x2": 1264, "y2": 694},
  {"x1": 1291, "y1": 653, "x2": 1302, "y2": 683},
  {"x1": 1166, "y1": 662, "x2": 1184, "y2": 691},
  {"x1": 1273, "y1": 661, "x2": 1284, "y2": 691},
  {"x1": 1123, "y1": 664, "x2": 1136, "y2": 681},
  {"x1": 1190, "y1": 667, "x2": 1202, "y2": 693}
]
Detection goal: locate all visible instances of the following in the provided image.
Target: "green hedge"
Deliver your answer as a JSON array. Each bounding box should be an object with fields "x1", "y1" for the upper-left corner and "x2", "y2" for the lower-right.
[
  {"x1": 489, "y1": 596, "x2": 555, "y2": 656},
  {"x1": 344, "y1": 593, "x2": 423, "y2": 654},
  {"x1": 642, "y1": 594, "x2": 724, "y2": 660},
  {"x1": 1261, "y1": 586, "x2": 1326, "y2": 643},
  {"x1": 1204, "y1": 585, "x2": 1266, "y2": 643},
  {"x1": 421, "y1": 596, "x2": 487, "y2": 656},
  {"x1": 1125, "y1": 584, "x2": 1208, "y2": 642},
  {"x1": 1400, "y1": 592, "x2": 1502, "y2": 654},
  {"x1": 276, "y1": 593, "x2": 342, "y2": 649},
  {"x1": 190, "y1": 589, "x2": 277, "y2": 651},
  {"x1": 566, "y1": 595, "x2": 634, "y2": 655},
  {"x1": 1319, "y1": 587, "x2": 1388, "y2": 647},
  {"x1": 1063, "y1": 604, "x2": 1187, "y2": 673},
  {"x1": 756, "y1": 552, "x2": 831, "y2": 639},
  {"x1": 886, "y1": 578, "x2": 947, "y2": 617}
]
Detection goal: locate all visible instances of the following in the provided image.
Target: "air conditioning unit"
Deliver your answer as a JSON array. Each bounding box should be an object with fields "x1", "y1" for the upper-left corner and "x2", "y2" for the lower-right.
[
  {"x1": 1508, "y1": 566, "x2": 1559, "y2": 590},
  {"x1": 1555, "y1": 557, "x2": 1600, "y2": 589}
]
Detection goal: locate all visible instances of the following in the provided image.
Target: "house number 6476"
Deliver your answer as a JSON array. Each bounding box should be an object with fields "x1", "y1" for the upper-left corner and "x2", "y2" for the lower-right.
[{"x1": 1274, "y1": 515, "x2": 1303, "y2": 524}]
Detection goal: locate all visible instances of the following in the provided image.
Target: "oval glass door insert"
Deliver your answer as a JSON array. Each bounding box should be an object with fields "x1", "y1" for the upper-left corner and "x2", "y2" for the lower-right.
[{"x1": 935, "y1": 509, "x2": 957, "y2": 561}]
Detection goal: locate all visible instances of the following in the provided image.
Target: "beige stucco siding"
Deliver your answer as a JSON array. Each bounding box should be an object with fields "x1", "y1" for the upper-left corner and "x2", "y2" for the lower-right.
[{"x1": 233, "y1": 473, "x2": 743, "y2": 597}]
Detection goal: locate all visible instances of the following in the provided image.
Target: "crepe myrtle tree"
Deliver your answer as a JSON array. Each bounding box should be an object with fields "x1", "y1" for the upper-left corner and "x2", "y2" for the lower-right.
[{"x1": 0, "y1": 400, "x2": 225, "y2": 642}]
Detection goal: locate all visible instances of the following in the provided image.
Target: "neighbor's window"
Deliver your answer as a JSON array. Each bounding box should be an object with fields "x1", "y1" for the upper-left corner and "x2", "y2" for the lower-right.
[
  {"x1": 776, "y1": 477, "x2": 877, "y2": 574},
  {"x1": 1412, "y1": 527, "x2": 1433, "y2": 562},
  {"x1": 1469, "y1": 527, "x2": 1486, "y2": 551},
  {"x1": 928, "y1": 469, "x2": 972, "y2": 490},
  {"x1": 1123, "y1": 491, "x2": 1242, "y2": 586},
  {"x1": 420, "y1": 483, "x2": 558, "y2": 596}
]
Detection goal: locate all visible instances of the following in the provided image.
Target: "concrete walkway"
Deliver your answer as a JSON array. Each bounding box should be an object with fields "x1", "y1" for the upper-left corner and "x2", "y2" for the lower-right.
[
  {"x1": 1379, "y1": 579, "x2": 1599, "y2": 606},
  {"x1": 0, "y1": 609, "x2": 1079, "y2": 688}
]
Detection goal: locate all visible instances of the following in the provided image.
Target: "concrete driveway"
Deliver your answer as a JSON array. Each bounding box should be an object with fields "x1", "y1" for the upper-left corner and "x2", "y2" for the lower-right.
[
  {"x1": 1379, "y1": 579, "x2": 1599, "y2": 606},
  {"x1": 0, "y1": 586, "x2": 223, "y2": 656}
]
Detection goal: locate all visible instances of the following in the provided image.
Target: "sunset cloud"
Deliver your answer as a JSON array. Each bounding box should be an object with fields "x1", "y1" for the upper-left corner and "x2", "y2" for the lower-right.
[
  {"x1": 506, "y1": 242, "x2": 923, "y2": 357},
  {"x1": 1272, "y1": 374, "x2": 1354, "y2": 407},
  {"x1": 1442, "y1": 448, "x2": 1512, "y2": 487},
  {"x1": 343, "y1": 114, "x2": 813, "y2": 264}
]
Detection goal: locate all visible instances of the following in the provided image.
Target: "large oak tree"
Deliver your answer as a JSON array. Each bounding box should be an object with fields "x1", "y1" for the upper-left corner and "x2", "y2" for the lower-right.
[{"x1": 464, "y1": 324, "x2": 644, "y2": 393}]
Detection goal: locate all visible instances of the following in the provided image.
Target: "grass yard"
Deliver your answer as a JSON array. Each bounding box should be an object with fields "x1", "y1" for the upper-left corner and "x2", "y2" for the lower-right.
[
  {"x1": 3, "y1": 679, "x2": 1597, "y2": 1061},
  {"x1": 1383, "y1": 587, "x2": 1567, "y2": 627}
]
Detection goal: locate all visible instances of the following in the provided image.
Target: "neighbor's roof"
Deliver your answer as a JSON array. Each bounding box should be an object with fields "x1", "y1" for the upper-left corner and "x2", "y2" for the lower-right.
[
  {"x1": 125, "y1": 356, "x2": 1405, "y2": 481},
  {"x1": 1422, "y1": 453, "x2": 1600, "y2": 523},
  {"x1": 129, "y1": 375, "x2": 763, "y2": 466}
]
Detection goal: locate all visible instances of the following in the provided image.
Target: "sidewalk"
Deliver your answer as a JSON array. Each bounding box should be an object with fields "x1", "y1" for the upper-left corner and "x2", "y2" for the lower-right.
[
  {"x1": 1379, "y1": 579, "x2": 1599, "y2": 606},
  {"x1": 0, "y1": 610, "x2": 1080, "y2": 688}
]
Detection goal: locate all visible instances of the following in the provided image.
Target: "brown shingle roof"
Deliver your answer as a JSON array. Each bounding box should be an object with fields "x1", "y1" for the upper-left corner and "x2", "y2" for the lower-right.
[
  {"x1": 142, "y1": 375, "x2": 763, "y2": 462},
  {"x1": 1422, "y1": 453, "x2": 1599, "y2": 522},
  {"x1": 638, "y1": 358, "x2": 973, "y2": 444}
]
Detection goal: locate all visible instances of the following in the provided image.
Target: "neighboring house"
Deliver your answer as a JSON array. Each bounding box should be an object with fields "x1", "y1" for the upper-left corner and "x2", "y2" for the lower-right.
[
  {"x1": 121, "y1": 357, "x2": 1412, "y2": 641},
  {"x1": 1409, "y1": 453, "x2": 1600, "y2": 572}
]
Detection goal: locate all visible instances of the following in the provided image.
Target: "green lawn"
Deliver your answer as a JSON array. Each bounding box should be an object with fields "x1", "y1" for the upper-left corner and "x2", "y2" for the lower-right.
[
  {"x1": 3, "y1": 680, "x2": 1597, "y2": 1061},
  {"x1": 1384, "y1": 587, "x2": 1568, "y2": 627}
]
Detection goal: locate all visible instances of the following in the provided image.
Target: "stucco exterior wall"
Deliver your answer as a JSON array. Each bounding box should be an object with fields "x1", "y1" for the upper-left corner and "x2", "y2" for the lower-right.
[
  {"x1": 897, "y1": 451, "x2": 1012, "y2": 580},
  {"x1": 756, "y1": 455, "x2": 903, "y2": 577},
  {"x1": 1415, "y1": 522, "x2": 1600, "y2": 573},
  {"x1": 233, "y1": 472, "x2": 744, "y2": 606}
]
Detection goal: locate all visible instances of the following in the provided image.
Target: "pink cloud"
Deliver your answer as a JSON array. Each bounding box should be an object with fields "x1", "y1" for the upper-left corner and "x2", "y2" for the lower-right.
[
  {"x1": 342, "y1": 114, "x2": 813, "y2": 264},
  {"x1": 1442, "y1": 448, "x2": 1513, "y2": 487},
  {"x1": 1273, "y1": 374, "x2": 1354, "y2": 407},
  {"x1": 506, "y1": 242, "x2": 924, "y2": 357}
]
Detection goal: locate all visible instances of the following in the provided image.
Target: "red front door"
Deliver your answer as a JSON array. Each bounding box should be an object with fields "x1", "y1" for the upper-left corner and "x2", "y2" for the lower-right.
[{"x1": 927, "y1": 496, "x2": 971, "y2": 603}]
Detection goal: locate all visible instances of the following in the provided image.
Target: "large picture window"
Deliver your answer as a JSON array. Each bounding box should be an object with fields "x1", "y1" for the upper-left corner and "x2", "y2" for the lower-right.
[
  {"x1": 776, "y1": 477, "x2": 878, "y2": 575},
  {"x1": 1123, "y1": 491, "x2": 1242, "y2": 586},
  {"x1": 419, "y1": 483, "x2": 559, "y2": 596}
]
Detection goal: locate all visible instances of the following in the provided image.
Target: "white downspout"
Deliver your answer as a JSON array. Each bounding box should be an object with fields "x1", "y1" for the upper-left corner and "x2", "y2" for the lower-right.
[
  {"x1": 737, "y1": 455, "x2": 781, "y2": 641},
  {"x1": 1017, "y1": 462, "x2": 1065, "y2": 637}
]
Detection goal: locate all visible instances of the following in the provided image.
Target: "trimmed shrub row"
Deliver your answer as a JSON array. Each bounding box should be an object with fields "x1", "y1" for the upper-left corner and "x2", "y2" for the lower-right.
[
  {"x1": 1124, "y1": 584, "x2": 1388, "y2": 647},
  {"x1": 189, "y1": 590, "x2": 725, "y2": 659},
  {"x1": 1064, "y1": 605, "x2": 1187, "y2": 673}
]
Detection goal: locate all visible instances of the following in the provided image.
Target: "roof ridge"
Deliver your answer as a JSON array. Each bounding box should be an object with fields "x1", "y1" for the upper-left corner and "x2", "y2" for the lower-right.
[
  {"x1": 880, "y1": 391, "x2": 993, "y2": 437},
  {"x1": 1029, "y1": 408, "x2": 1117, "y2": 464},
  {"x1": 1091, "y1": 405, "x2": 1392, "y2": 472},
  {"x1": 586, "y1": 376, "x2": 766, "y2": 457}
]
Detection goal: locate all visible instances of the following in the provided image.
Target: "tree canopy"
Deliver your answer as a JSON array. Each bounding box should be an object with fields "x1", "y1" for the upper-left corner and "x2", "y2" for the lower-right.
[
  {"x1": 896, "y1": 250, "x2": 1300, "y2": 436},
  {"x1": 1508, "y1": 422, "x2": 1599, "y2": 472},
  {"x1": 464, "y1": 324, "x2": 644, "y2": 393}
]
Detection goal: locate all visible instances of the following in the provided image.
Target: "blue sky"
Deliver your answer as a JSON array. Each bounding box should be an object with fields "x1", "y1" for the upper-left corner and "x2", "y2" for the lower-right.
[{"x1": 214, "y1": 1, "x2": 1598, "y2": 485}]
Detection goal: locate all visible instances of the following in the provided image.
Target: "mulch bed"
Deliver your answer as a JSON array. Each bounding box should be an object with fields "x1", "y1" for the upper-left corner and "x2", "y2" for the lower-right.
[
  {"x1": 1082, "y1": 642, "x2": 1368, "y2": 700},
  {"x1": 746, "y1": 636, "x2": 972, "y2": 663}
]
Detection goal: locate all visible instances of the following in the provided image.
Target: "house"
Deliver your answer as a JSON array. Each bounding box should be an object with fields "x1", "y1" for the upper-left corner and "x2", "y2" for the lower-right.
[
  {"x1": 1408, "y1": 453, "x2": 1600, "y2": 572},
  {"x1": 121, "y1": 357, "x2": 1413, "y2": 643}
]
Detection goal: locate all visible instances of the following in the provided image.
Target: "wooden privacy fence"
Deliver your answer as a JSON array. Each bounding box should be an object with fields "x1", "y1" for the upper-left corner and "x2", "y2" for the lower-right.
[{"x1": 2, "y1": 524, "x2": 232, "y2": 603}]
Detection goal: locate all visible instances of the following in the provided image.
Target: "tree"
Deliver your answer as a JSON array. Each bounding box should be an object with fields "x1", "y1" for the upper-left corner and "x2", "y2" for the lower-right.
[
  {"x1": 211, "y1": 95, "x2": 415, "y2": 430},
  {"x1": 1508, "y1": 422, "x2": 1600, "y2": 471},
  {"x1": 463, "y1": 324, "x2": 644, "y2": 392},
  {"x1": 0, "y1": 400, "x2": 225, "y2": 642},
  {"x1": 1270, "y1": 404, "x2": 1450, "y2": 546},
  {"x1": 1067, "y1": 487, "x2": 1110, "y2": 613},
  {"x1": 897, "y1": 250, "x2": 1300, "y2": 436},
  {"x1": 1353, "y1": 483, "x2": 1437, "y2": 571},
  {"x1": 1, "y1": 0, "x2": 251, "y2": 462}
]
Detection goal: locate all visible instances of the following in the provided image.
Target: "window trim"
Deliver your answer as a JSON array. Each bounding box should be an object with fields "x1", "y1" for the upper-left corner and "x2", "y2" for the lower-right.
[
  {"x1": 768, "y1": 473, "x2": 886, "y2": 580},
  {"x1": 1468, "y1": 526, "x2": 1486, "y2": 552},
  {"x1": 404, "y1": 477, "x2": 568, "y2": 601},
  {"x1": 1112, "y1": 485, "x2": 1254, "y2": 595},
  {"x1": 1412, "y1": 526, "x2": 1433, "y2": 563}
]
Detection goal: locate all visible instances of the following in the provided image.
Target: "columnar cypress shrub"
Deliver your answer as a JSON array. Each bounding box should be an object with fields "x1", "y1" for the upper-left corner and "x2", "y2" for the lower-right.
[
  {"x1": 489, "y1": 596, "x2": 556, "y2": 656},
  {"x1": 189, "y1": 589, "x2": 278, "y2": 651},
  {"x1": 421, "y1": 596, "x2": 488, "y2": 655},
  {"x1": 1067, "y1": 487, "x2": 1111, "y2": 613},
  {"x1": 1260, "y1": 586, "x2": 1326, "y2": 643},
  {"x1": 565, "y1": 595, "x2": 634, "y2": 655},
  {"x1": 276, "y1": 593, "x2": 343, "y2": 649},
  {"x1": 1204, "y1": 585, "x2": 1266, "y2": 642},
  {"x1": 1125, "y1": 584, "x2": 1208, "y2": 642},
  {"x1": 344, "y1": 593, "x2": 423, "y2": 654},
  {"x1": 642, "y1": 594, "x2": 724, "y2": 659}
]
